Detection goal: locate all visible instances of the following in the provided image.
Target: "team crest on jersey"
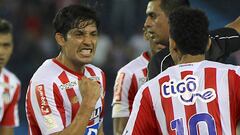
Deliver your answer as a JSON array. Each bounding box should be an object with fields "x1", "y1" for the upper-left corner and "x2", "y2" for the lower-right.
[
  {"x1": 35, "y1": 84, "x2": 52, "y2": 115},
  {"x1": 43, "y1": 114, "x2": 58, "y2": 130},
  {"x1": 138, "y1": 77, "x2": 146, "y2": 86},
  {"x1": 89, "y1": 76, "x2": 100, "y2": 82},
  {"x1": 2, "y1": 91, "x2": 11, "y2": 104},
  {"x1": 60, "y1": 81, "x2": 77, "y2": 90},
  {"x1": 161, "y1": 75, "x2": 216, "y2": 105},
  {"x1": 0, "y1": 82, "x2": 14, "y2": 90}
]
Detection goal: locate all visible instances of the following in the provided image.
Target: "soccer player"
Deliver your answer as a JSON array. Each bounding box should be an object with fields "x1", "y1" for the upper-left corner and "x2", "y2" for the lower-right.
[
  {"x1": 147, "y1": 0, "x2": 240, "y2": 80},
  {"x1": 124, "y1": 7, "x2": 240, "y2": 135},
  {"x1": 25, "y1": 5, "x2": 106, "y2": 135},
  {"x1": 0, "y1": 18, "x2": 21, "y2": 135},
  {"x1": 111, "y1": 10, "x2": 169, "y2": 135}
]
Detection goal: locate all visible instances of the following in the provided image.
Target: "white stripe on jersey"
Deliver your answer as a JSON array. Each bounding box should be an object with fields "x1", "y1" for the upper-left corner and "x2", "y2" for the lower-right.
[
  {"x1": 195, "y1": 67, "x2": 209, "y2": 135},
  {"x1": 217, "y1": 69, "x2": 231, "y2": 134},
  {"x1": 149, "y1": 82, "x2": 168, "y2": 134}
]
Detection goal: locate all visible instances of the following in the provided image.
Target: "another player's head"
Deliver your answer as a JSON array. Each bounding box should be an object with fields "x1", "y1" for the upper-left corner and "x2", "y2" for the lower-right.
[
  {"x1": 53, "y1": 4, "x2": 99, "y2": 65},
  {"x1": 0, "y1": 18, "x2": 13, "y2": 70},
  {"x1": 168, "y1": 7, "x2": 209, "y2": 64},
  {"x1": 144, "y1": 0, "x2": 190, "y2": 54}
]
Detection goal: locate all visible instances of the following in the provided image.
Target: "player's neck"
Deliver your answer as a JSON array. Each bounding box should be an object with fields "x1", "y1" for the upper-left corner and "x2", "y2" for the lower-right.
[
  {"x1": 178, "y1": 54, "x2": 205, "y2": 64},
  {"x1": 56, "y1": 53, "x2": 85, "y2": 74}
]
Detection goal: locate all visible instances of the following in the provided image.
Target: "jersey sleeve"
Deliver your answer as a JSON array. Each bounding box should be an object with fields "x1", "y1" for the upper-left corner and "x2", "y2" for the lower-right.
[
  {"x1": 0, "y1": 83, "x2": 20, "y2": 127},
  {"x1": 27, "y1": 81, "x2": 65, "y2": 135},
  {"x1": 112, "y1": 69, "x2": 137, "y2": 118},
  {"x1": 123, "y1": 86, "x2": 162, "y2": 135}
]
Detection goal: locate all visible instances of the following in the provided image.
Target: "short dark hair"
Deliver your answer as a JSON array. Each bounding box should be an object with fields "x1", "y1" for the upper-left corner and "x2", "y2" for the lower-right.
[
  {"x1": 160, "y1": 0, "x2": 190, "y2": 16},
  {"x1": 169, "y1": 7, "x2": 209, "y2": 55},
  {"x1": 53, "y1": 4, "x2": 99, "y2": 38},
  {"x1": 0, "y1": 18, "x2": 13, "y2": 34}
]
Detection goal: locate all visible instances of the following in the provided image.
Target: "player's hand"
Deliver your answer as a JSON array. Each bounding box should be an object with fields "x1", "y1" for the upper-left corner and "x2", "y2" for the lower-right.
[{"x1": 78, "y1": 76, "x2": 100, "y2": 107}]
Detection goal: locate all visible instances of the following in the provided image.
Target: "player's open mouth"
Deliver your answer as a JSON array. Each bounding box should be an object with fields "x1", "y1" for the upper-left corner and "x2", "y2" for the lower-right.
[{"x1": 78, "y1": 48, "x2": 93, "y2": 56}]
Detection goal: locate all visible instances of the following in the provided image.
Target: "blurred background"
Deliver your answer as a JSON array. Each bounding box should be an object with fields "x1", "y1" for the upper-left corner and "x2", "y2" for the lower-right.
[{"x1": 0, "y1": 0, "x2": 239, "y2": 134}]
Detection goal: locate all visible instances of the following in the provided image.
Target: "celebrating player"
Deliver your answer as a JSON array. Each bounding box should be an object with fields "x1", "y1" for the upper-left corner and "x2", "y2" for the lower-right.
[{"x1": 25, "y1": 5, "x2": 106, "y2": 135}]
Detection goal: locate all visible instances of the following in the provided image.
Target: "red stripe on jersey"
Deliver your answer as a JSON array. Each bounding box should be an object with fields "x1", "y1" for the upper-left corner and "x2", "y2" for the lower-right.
[
  {"x1": 128, "y1": 74, "x2": 138, "y2": 113},
  {"x1": 58, "y1": 71, "x2": 80, "y2": 121},
  {"x1": 35, "y1": 84, "x2": 52, "y2": 116},
  {"x1": 204, "y1": 68, "x2": 222, "y2": 135},
  {"x1": 26, "y1": 83, "x2": 41, "y2": 135},
  {"x1": 143, "y1": 52, "x2": 151, "y2": 61},
  {"x1": 235, "y1": 71, "x2": 240, "y2": 125},
  {"x1": 228, "y1": 70, "x2": 238, "y2": 135},
  {"x1": 132, "y1": 87, "x2": 162, "y2": 134},
  {"x1": 142, "y1": 68, "x2": 147, "y2": 77},
  {"x1": 181, "y1": 71, "x2": 197, "y2": 134},
  {"x1": 52, "y1": 59, "x2": 83, "y2": 78},
  {"x1": 85, "y1": 66, "x2": 96, "y2": 76},
  {"x1": 3, "y1": 74, "x2": 10, "y2": 101},
  {"x1": 2, "y1": 74, "x2": 10, "y2": 116},
  {"x1": 101, "y1": 71, "x2": 106, "y2": 92},
  {"x1": 0, "y1": 84, "x2": 20, "y2": 126},
  {"x1": 53, "y1": 83, "x2": 66, "y2": 127},
  {"x1": 159, "y1": 75, "x2": 174, "y2": 134}
]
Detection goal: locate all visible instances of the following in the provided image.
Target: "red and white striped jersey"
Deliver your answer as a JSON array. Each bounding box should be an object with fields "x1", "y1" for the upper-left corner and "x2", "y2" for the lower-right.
[
  {"x1": 26, "y1": 59, "x2": 106, "y2": 135},
  {"x1": 112, "y1": 52, "x2": 150, "y2": 118},
  {"x1": 124, "y1": 60, "x2": 240, "y2": 135},
  {"x1": 0, "y1": 68, "x2": 21, "y2": 127}
]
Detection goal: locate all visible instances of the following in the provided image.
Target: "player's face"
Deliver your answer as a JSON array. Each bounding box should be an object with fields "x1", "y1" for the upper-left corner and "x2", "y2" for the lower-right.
[
  {"x1": 62, "y1": 23, "x2": 98, "y2": 65},
  {"x1": 144, "y1": 0, "x2": 169, "y2": 46},
  {"x1": 0, "y1": 33, "x2": 13, "y2": 69}
]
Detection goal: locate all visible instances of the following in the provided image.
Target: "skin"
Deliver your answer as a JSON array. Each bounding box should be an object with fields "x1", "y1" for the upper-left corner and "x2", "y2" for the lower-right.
[
  {"x1": 144, "y1": 0, "x2": 169, "y2": 52},
  {"x1": 0, "y1": 33, "x2": 13, "y2": 71},
  {"x1": 51, "y1": 22, "x2": 104, "y2": 135},
  {"x1": 0, "y1": 33, "x2": 13, "y2": 135}
]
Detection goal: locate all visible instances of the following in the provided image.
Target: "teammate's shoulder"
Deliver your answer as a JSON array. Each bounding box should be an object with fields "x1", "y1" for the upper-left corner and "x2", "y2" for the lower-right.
[
  {"x1": 2, "y1": 68, "x2": 21, "y2": 84},
  {"x1": 119, "y1": 54, "x2": 148, "y2": 74}
]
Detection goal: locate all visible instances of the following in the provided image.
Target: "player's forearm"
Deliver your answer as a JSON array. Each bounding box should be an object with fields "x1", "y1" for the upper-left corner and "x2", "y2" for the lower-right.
[
  {"x1": 97, "y1": 124, "x2": 104, "y2": 135},
  {"x1": 113, "y1": 117, "x2": 129, "y2": 135},
  {"x1": 0, "y1": 127, "x2": 14, "y2": 135},
  {"x1": 52, "y1": 100, "x2": 96, "y2": 135}
]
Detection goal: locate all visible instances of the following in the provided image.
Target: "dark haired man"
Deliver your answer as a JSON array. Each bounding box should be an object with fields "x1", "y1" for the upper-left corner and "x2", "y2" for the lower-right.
[
  {"x1": 26, "y1": 5, "x2": 105, "y2": 135},
  {"x1": 0, "y1": 18, "x2": 21, "y2": 135},
  {"x1": 147, "y1": 0, "x2": 240, "y2": 80},
  {"x1": 124, "y1": 7, "x2": 240, "y2": 135}
]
